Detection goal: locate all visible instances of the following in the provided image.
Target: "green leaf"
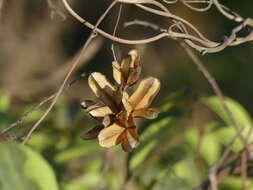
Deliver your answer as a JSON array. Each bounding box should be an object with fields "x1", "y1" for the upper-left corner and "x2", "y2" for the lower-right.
[
  {"x1": 0, "y1": 94, "x2": 10, "y2": 112},
  {"x1": 186, "y1": 126, "x2": 221, "y2": 164},
  {"x1": 54, "y1": 141, "x2": 100, "y2": 163},
  {"x1": 22, "y1": 108, "x2": 44, "y2": 123},
  {"x1": 219, "y1": 176, "x2": 253, "y2": 190},
  {"x1": 215, "y1": 126, "x2": 253, "y2": 151},
  {"x1": 130, "y1": 140, "x2": 157, "y2": 171},
  {"x1": 28, "y1": 132, "x2": 56, "y2": 151},
  {"x1": 63, "y1": 159, "x2": 103, "y2": 190},
  {"x1": 173, "y1": 158, "x2": 199, "y2": 188},
  {"x1": 0, "y1": 143, "x2": 59, "y2": 190},
  {"x1": 202, "y1": 96, "x2": 252, "y2": 126},
  {"x1": 202, "y1": 96, "x2": 253, "y2": 151}
]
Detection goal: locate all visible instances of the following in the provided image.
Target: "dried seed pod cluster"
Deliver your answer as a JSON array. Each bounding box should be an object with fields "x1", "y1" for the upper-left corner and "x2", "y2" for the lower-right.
[{"x1": 81, "y1": 50, "x2": 160, "y2": 152}]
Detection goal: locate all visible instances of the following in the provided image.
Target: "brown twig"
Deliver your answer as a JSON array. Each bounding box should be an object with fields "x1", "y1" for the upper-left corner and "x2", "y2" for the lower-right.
[
  {"x1": 124, "y1": 19, "x2": 160, "y2": 31},
  {"x1": 123, "y1": 18, "x2": 252, "y2": 189},
  {"x1": 95, "y1": 152, "x2": 111, "y2": 190},
  {"x1": 62, "y1": 0, "x2": 253, "y2": 54},
  {"x1": 179, "y1": 42, "x2": 246, "y2": 145},
  {"x1": 123, "y1": 17, "x2": 246, "y2": 150},
  {"x1": 193, "y1": 149, "x2": 253, "y2": 190},
  {"x1": 46, "y1": 0, "x2": 66, "y2": 20},
  {"x1": 0, "y1": 73, "x2": 87, "y2": 136},
  {"x1": 111, "y1": 4, "x2": 123, "y2": 62},
  {"x1": 241, "y1": 151, "x2": 248, "y2": 190},
  {"x1": 21, "y1": 0, "x2": 119, "y2": 145}
]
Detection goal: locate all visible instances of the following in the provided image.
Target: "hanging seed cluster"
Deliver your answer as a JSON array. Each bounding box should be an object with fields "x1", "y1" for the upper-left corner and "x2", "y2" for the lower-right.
[{"x1": 81, "y1": 50, "x2": 160, "y2": 152}]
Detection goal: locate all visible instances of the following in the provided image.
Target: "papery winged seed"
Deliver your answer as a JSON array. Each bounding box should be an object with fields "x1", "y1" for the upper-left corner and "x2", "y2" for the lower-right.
[
  {"x1": 129, "y1": 77, "x2": 160, "y2": 110},
  {"x1": 81, "y1": 125, "x2": 104, "y2": 140},
  {"x1": 80, "y1": 100, "x2": 96, "y2": 109},
  {"x1": 115, "y1": 130, "x2": 126, "y2": 145},
  {"x1": 126, "y1": 128, "x2": 139, "y2": 148},
  {"x1": 121, "y1": 57, "x2": 131, "y2": 82},
  {"x1": 113, "y1": 50, "x2": 140, "y2": 86},
  {"x1": 128, "y1": 127, "x2": 139, "y2": 140},
  {"x1": 114, "y1": 86, "x2": 123, "y2": 106},
  {"x1": 88, "y1": 72, "x2": 116, "y2": 107},
  {"x1": 128, "y1": 50, "x2": 139, "y2": 68},
  {"x1": 88, "y1": 105, "x2": 114, "y2": 118},
  {"x1": 121, "y1": 137, "x2": 133, "y2": 152},
  {"x1": 102, "y1": 115, "x2": 113, "y2": 127},
  {"x1": 115, "y1": 111, "x2": 128, "y2": 127},
  {"x1": 112, "y1": 61, "x2": 122, "y2": 85},
  {"x1": 122, "y1": 92, "x2": 133, "y2": 113},
  {"x1": 126, "y1": 66, "x2": 141, "y2": 86},
  {"x1": 132, "y1": 108, "x2": 160, "y2": 119},
  {"x1": 98, "y1": 123, "x2": 125, "y2": 148},
  {"x1": 125, "y1": 50, "x2": 141, "y2": 86}
]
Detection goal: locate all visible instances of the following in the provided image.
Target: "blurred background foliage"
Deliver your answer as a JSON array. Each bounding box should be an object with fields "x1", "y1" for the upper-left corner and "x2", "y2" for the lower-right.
[{"x1": 0, "y1": 0, "x2": 253, "y2": 190}]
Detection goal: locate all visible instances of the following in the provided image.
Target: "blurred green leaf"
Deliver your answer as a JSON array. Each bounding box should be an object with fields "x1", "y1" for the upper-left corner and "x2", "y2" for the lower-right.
[
  {"x1": 219, "y1": 176, "x2": 253, "y2": 190},
  {"x1": 203, "y1": 96, "x2": 253, "y2": 151},
  {"x1": 173, "y1": 158, "x2": 199, "y2": 188},
  {"x1": 186, "y1": 127, "x2": 221, "y2": 164},
  {"x1": 130, "y1": 117, "x2": 176, "y2": 173},
  {"x1": 54, "y1": 141, "x2": 100, "y2": 163},
  {"x1": 0, "y1": 112, "x2": 11, "y2": 129},
  {"x1": 129, "y1": 92, "x2": 184, "y2": 174},
  {"x1": 21, "y1": 108, "x2": 44, "y2": 123},
  {"x1": 0, "y1": 143, "x2": 58, "y2": 190},
  {"x1": 0, "y1": 94, "x2": 10, "y2": 112},
  {"x1": 130, "y1": 140, "x2": 157, "y2": 171},
  {"x1": 28, "y1": 132, "x2": 56, "y2": 151},
  {"x1": 160, "y1": 90, "x2": 184, "y2": 112},
  {"x1": 215, "y1": 126, "x2": 253, "y2": 152},
  {"x1": 63, "y1": 159, "x2": 103, "y2": 190},
  {"x1": 202, "y1": 96, "x2": 252, "y2": 126}
]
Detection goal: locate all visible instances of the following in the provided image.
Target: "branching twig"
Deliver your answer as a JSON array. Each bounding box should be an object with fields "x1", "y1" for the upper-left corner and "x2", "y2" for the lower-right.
[
  {"x1": 123, "y1": 17, "x2": 247, "y2": 149},
  {"x1": 46, "y1": 0, "x2": 66, "y2": 20},
  {"x1": 179, "y1": 42, "x2": 246, "y2": 145},
  {"x1": 20, "y1": 0, "x2": 119, "y2": 145},
  {"x1": 62, "y1": 0, "x2": 253, "y2": 54},
  {"x1": 0, "y1": 73, "x2": 87, "y2": 136},
  {"x1": 123, "y1": 17, "x2": 253, "y2": 189},
  {"x1": 111, "y1": 4, "x2": 123, "y2": 62},
  {"x1": 194, "y1": 149, "x2": 253, "y2": 190}
]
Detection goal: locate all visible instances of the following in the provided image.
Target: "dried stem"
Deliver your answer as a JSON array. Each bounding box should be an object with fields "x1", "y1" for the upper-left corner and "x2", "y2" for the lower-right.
[
  {"x1": 46, "y1": 0, "x2": 66, "y2": 20},
  {"x1": 111, "y1": 4, "x2": 123, "y2": 62},
  {"x1": 194, "y1": 149, "x2": 253, "y2": 190},
  {"x1": 0, "y1": 73, "x2": 87, "y2": 136},
  {"x1": 62, "y1": 0, "x2": 253, "y2": 54},
  {"x1": 21, "y1": 0, "x2": 118, "y2": 145},
  {"x1": 179, "y1": 42, "x2": 246, "y2": 145}
]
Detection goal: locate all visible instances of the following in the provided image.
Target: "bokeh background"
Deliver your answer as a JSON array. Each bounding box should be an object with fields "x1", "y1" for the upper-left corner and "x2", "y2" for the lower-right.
[{"x1": 0, "y1": 0, "x2": 253, "y2": 190}]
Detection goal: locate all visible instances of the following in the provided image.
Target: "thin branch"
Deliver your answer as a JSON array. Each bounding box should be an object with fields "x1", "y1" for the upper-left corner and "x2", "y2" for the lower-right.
[
  {"x1": 46, "y1": 0, "x2": 66, "y2": 20},
  {"x1": 0, "y1": 73, "x2": 87, "y2": 136},
  {"x1": 111, "y1": 4, "x2": 123, "y2": 62},
  {"x1": 241, "y1": 151, "x2": 248, "y2": 190},
  {"x1": 179, "y1": 41, "x2": 246, "y2": 145},
  {"x1": 124, "y1": 19, "x2": 160, "y2": 31},
  {"x1": 123, "y1": 17, "x2": 246, "y2": 148},
  {"x1": 61, "y1": 0, "x2": 253, "y2": 54},
  {"x1": 95, "y1": 152, "x2": 111, "y2": 190},
  {"x1": 194, "y1": 149, "x2": 253, "y2": 190},
  {"x1": 21, "y1": 0, "x2": 119, "y2": 145}
]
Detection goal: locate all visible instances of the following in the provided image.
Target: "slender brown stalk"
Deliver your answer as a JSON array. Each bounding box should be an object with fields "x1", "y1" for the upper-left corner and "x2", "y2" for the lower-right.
[
  {"x1": 0, "y1": 73, "x2": 87, "y2": 136},
  {"x1": 21, "y1": 0, "x2": 119, "y2": 145}
]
